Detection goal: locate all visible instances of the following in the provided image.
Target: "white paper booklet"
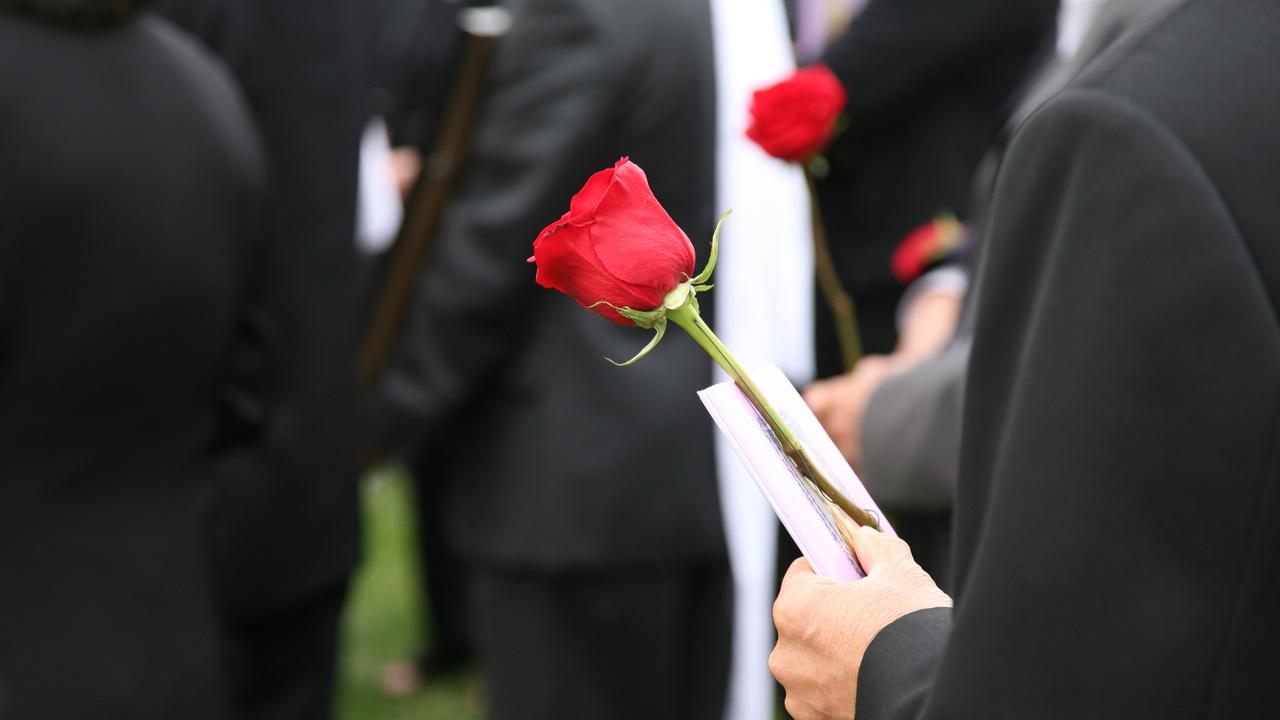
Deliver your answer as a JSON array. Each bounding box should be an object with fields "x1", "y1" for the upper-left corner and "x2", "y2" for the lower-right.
[{"x1": 699, "y1": 364, "x2": 897, "y2": 582}]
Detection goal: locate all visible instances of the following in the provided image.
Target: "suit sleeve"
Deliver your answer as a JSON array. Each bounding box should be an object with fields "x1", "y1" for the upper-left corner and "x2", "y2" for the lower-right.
[
  {"x1": 860, "y1": 338, "x2": 969, "y2": 513},
  {"x1": 820, "y1": 0, "x2": 1057, "y2": 121},
  {"x1": 365, "y1": 0, "x2": 620, "y2": 459},
  {"x1": 856, "y1": 89, "x2": 1280, "y2": 717}
]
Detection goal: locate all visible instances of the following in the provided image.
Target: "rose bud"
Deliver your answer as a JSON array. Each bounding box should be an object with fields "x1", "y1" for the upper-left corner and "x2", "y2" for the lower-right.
[
  {"x1": 529, "y1": 157, "x2": 696, "y2": 325},
  {"x1": 746, "y1": 64, "x2": 847, "y2": 164},
  {"x1": 891, "y1": 215, "x2": 966, "y2": 285}
]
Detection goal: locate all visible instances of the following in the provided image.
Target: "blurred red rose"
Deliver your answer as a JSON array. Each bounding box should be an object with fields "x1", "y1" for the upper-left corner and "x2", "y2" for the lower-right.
[
  {"x1": 746, "y1": 64, "x2": 847, "y2": 163},
  {"x1": 530, "y1": 158, "x2": 696, "y2": 324},
  {"x1": 891, "y1": 215, "x2": 965, "y2": 285}
]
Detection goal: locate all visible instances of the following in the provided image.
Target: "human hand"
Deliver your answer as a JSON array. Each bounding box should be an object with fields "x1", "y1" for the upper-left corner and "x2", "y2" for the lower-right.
[
  {"x1": 769, "y1": 528, "x2": 952, "y2": 719},
  {"x1": 391, "y1": 147, "x2": 423, "y2": 198},
  {"x1": 803, "y1": 355, "x2": 903, "y2": 472}
]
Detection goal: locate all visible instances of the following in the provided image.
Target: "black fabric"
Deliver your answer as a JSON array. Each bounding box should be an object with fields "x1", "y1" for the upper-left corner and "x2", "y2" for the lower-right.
[
  {"x1": 410, "y1": 459, "x2": 473, "y2": 675},
  {"x1": 161, "y1": 0, "x2": 369, "y2": 618},
  {"x1": 0, "y1": 0, "x2": 155, "y2": 23},
  {"x1": 469, "y1": 564, "x2": 731, "y2": 720},
  {"x1": 371, "y1": 0, "x2": 465, "y2": 151},
  {"x1": 223, "y1": 581, "x2": 348, "y2": 720},
  {"x1": 0, "y1": 11, "x2": 264, "y2": 719},
  {"x1": 857, "y1": 608, "x2": 952, "y2": 720},
  {"x1": 856, "y1": 0, "x2": 1280, "y2": 716},
  {"x1": 814, "y1": 0, "x2": 1058, "y2": 368},
  {"x1": 366, "y1": 0, "x2": 725, "y2": 570}
]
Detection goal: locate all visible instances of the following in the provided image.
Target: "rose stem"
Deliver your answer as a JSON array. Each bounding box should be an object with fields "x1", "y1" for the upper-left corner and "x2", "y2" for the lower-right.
[
  {"x1": 666, "y1": 300, "x2": 881, "y2": 531},
  {"x1": 805, "y1": 168, "x2": 863, "y2": 373}
]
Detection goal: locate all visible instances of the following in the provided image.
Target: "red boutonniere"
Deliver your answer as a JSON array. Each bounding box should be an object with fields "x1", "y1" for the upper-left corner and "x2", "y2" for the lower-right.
[
  {"x1": 891, "y1": 215, "x2": 966, "y2": 285},
  {"x1": 529, "y1": 157, "x2": 880, "y2": 531},
  {"x1": 746, "y1": 64, "x2": 847, "y2": 169}
]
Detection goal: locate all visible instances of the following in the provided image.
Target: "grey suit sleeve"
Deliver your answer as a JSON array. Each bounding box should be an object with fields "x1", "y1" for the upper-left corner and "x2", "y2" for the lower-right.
[
  {"x1": 859, "y1": 338, "x2": 969, "y2": 513},
  {"x1": 365, "y1": 0, "x2": 619, "y2": 459}
]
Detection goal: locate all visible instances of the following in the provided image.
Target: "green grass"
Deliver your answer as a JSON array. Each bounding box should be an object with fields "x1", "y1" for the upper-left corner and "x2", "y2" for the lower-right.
[{"x1": 336, "y1": 469, "x2": 485, "y2": 720}]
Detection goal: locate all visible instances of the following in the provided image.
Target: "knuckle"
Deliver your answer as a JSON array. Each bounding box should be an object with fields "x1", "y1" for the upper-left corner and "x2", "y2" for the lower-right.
[
  {"x1": 772, "y1": 595, "x2": 796, "y2": 630},
  {"x1": 767, "y1": 648, "x2": 785, "y2": 680},
  {"x1": 890, "y1": 536, "x2": 912, "y2": 556}
]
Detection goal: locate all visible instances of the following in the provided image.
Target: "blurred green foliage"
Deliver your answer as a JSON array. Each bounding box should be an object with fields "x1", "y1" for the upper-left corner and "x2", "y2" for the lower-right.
[{"x1": 337, "y1": 469, "x2": 484, "y2": 720}]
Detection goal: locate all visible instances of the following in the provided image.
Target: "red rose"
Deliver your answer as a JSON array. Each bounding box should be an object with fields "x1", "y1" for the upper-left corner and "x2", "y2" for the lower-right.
[
  {"x1": 530, "y1": 158, "x2": 696, "y2": 324},
  {"x1": 746, "y1": 64, "x2": 847, "y2": 163},
  {"x1": 891, "y1": 215, "x2": 965, "y2": 285}
]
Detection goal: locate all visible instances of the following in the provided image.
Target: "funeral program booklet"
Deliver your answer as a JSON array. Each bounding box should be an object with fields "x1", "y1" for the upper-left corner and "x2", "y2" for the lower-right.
[{"x1": 699, "y1": 364, "x2": 897, "y2": 582}]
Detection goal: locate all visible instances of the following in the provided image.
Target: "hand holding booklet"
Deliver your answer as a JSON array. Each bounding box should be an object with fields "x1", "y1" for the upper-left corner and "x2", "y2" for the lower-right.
[{"x1": 700, "y1": 364, "x2": 896, "y2": 582}]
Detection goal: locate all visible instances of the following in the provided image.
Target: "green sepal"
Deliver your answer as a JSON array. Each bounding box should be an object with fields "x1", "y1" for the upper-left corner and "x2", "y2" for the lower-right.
[
  {"x1": 692, "y1": 283, "x2": 714, "y2": 293},
  {"x1": 617, "y1": 305, "x2": 665, "y2": 329},
  {"x1": 606, "y1": 316, "x2": 667, "y2": 367},
  {"x1": 589, "y1": 301, "x2": 665, "y2": 330},
  {"x1": 690, "y1": 210, "x2": 731, "y2": 285}
]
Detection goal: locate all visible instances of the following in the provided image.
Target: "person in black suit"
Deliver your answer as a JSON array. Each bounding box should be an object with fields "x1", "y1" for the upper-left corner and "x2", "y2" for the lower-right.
[
  {"x1": 814, "y1": 0, "x2": 1058, "y2": 364},
  {"x1": 803, "y1": 0, "x2": 1179, "y2": 591},
  {"x1": 769, "y1": 0, "x2": 1280, "y2": 716},
  {"x1": 372, "y1": 0, "x2": 465, "y2": 155},
  {"x1": 366, "y1": 0, "x2": 478, "y2": 694},
  {"x1": 801, "y1": 0, "x2": 1059, "y2": 584},
  {"x1": 158, "y1": 2, "x2": 369, "y2": 717},
  {"x1": 364, "y1": 0, "x2": 730, "y2": 717},
  {"x1": 0, "y1": 2, "x2": 266, "y2": 717}
]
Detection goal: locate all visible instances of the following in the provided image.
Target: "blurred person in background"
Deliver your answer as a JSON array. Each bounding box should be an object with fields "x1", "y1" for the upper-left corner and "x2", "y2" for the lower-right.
[
  {"x1": 365, "y1": 0, "x2": 477, "y2": 696},
  {"x1": 0, "y1": 1, "x2": 266, "y2": 717},
  {"x1": 812, "y1": 0, "x2": 1058, "y2": 364},
  {"x1": 157, "y1": 1, "x2": 370, "y2": 718},
  {"x1": 801, "y1": 0, "x2": 1060, "y2": 583},
  {"x1": 363, "y1": 0, "x2": 735, "y2": 717},
  {"x1": 371, "y1": 0, "x2": 466, "y2": 197},
  {"x1": 804, "y1": 0, "x2": 1178, "y2": 589}
]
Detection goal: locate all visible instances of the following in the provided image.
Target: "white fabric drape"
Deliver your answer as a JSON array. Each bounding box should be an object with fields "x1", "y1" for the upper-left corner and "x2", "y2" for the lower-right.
[{"x1": 709, "y1": 1, "x2": 815, "y2": 717}]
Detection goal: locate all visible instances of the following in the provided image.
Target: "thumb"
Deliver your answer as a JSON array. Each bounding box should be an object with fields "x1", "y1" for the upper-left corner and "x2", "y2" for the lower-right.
[{"x1": 850, "y1": 526, "x2": 913, "y2": 575}]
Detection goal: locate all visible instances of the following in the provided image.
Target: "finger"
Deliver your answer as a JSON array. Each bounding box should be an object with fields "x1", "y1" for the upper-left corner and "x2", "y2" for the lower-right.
[
  {"x1": 850, "y1": 526, "x2": 913, "y2": 574},
  {"x1": 775, "y1": 558, "x2": 832, "y2": 626},
  {"x1": 779, "y1": 557, "x2": 817, "y2": 592}
]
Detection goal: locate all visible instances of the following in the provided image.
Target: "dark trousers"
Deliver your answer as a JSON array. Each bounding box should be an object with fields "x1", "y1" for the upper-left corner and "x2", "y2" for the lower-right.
[
  {"x1": 469, "y1": 562, "x2": 732, "y2": 720},
  {"x1": 411, "y1": 462, "x2": 473, "y2": 673},
  {"x1": 223, "y1": 581, "x2": 349, "y2": 720}
]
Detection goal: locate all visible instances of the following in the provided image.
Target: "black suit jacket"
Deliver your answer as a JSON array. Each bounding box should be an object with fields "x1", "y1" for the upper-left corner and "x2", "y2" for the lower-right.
[
  {"x1": 814, "y1": 0, "x2": 1057, "y2": 358},
  {"x1": 0, "y1": 10, "x2": 263, "y2": 718},
  {"x1": 161, "y1": 0, "x2": 369, "y2": 616},
  {"x1": 368, "y1": 0, "x2": 725, "y2": 569},
  {"x1": 857, "y1": 0, "x2": 1280, "y2": 716},
  {"x1": 371, "y1": 0, "x2": 465, "y2": 151}
]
